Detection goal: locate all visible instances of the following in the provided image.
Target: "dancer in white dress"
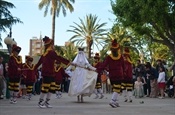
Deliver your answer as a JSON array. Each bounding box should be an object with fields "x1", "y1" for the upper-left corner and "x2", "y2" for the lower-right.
[{"x1": 66, "y1": 47, "x2": 97, "y2": 102}]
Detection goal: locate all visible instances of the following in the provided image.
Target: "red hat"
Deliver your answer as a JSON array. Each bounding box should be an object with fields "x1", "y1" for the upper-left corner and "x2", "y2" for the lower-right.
[
  {"x1": 43, "y1": 36, "x2": 53, "y2": 46},
  {"x1": 123, "y1": 47, "x2": 130, "y2": 55},
  {"x1": 12, "y1": 44, "x2": 21, "y2": 53},
  {"x1": 94, "y1": 53, "x2": 100, "y2": 59},
  {"x1": 25, "y1": 56, "x2": 33, "y2": 62},
  {"x1": 111, "y1": 39, "x2": 120, "y2": 49}
]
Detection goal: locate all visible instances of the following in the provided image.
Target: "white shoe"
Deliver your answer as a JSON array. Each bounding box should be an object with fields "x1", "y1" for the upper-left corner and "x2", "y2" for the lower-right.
[
  {"x1": 109, "y1": 101, "x2": 117, "y2": 108},
  {"x1": 10, "y1": 99, "x2": 13, "y2": 104},
  {"x1": 12, "y1": 99, "x2": 17, "y2": 104},
  {"x1": 114, "y1": 102, "x2": 120, "y2": 107},
  {"x1": 38, "y1": 102, "x2": 46, "y2": 108},
  {"x1": 158, "y1": 96, "x2": 164, "y2": 99},
  {"x1": 99, "y1": 95, "x2": 104, "y2": 99},
  {"x1": 45, "y1": 102, "x2": 53, "y2": 108}
]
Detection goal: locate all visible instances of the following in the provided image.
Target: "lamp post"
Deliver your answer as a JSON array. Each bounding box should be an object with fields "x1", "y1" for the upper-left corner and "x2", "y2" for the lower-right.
[{"x1": 4, "y1": 28, "x2": 17, "y2": 55}]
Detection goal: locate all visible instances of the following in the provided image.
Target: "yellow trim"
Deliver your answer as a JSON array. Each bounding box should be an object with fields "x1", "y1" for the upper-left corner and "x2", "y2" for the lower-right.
[
  {"x1": 11, "y1": 54, "x2": 22, "y2": 64},
  {"x1": 24, "y1": 63, "x2": 34, "y2": 70},
  {"x1": 55, "y1": 66, "x2": 62, "y2": 72},
  {"x1": 126, "y1": 56, "x2": 132, "y2": 64},
  {"x1": 93, "y1": 62, "x2": 97, "y2": 66},
  {"x1": 43, "y1": 46, "x2": 52, "y2": 56},
  {"x1": 109, "y1": 50, "x2": 121, "y2": 60}
]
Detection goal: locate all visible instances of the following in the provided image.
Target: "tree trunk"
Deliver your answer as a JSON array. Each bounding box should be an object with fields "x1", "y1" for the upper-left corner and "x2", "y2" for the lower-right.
[
  {"x1": 88, "y1": 40, "x2": 93, "y2": 59},
  {"x1": 52, "y1": 9, "x2": 56, "y2": 44}
]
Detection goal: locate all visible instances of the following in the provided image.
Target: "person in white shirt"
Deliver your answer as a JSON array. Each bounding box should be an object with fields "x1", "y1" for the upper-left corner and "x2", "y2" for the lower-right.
[{"x1": 157, "y1": 66, "x2": 166, "y2": 99}]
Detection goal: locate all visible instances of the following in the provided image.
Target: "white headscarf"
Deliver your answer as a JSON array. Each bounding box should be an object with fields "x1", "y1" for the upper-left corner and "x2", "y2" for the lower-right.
[{"x1": 67, "y1": 50, "x2": 96, "y2": 71}]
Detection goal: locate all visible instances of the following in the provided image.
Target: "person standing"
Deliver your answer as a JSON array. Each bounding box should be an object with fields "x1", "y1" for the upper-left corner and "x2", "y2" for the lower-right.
[
  {"x1": 93, "y1": 53, "x2": 104, "y2": 99},
  {"x1": 35, "y1": 68, "x2": 42, "y2": 95},
  {"x1": 170, "y1": 60, "x2": 175, "y2": 98},
  {"x1": 157, "y1": 66, "x2": 166, "y2": 99},
  {"x1": 54, "y1": 61, "x2": 70, "y2": 99},
  {"x1": 122, "y1": 47, "x2": 133, "y2": 102},
  {"x1": 34, "y1": 36, "x2": 73, "y2": 108},
  {"x1": 98, "y1": 39, "x2": 125, "y2": 108},
  {"x1": 145, "y1": 62, "x2": 158, "y2": 98},
  {"x1": 67, "y1": 47, "x2": 97, "y2": 103},
  {"x1": 22, "y1": 56, "x2": 37, "y2": 100},
  {"x1": 0, "y1": 56, "x2": 5, "y2": 99},
  {"x1": 8, "y1": 44, "x2": 23, "y2": 104},
  {"x1": 134, "y1": 76, "x2": 144, "y2": 98}
]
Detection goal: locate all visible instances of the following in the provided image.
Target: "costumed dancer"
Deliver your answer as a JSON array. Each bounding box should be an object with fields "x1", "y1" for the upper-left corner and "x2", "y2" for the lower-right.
[
  {"x1": 34, "y1": 36, "x2": 73, "y2": 108},
  {"x1": 67, "y1": 47, "x2": 97, "y2": 103},
  {"x1": 122, "y1": 46, "x2": 133, "y2": 102},
  {"x1": 8, "y1": 44, "x2": 23, "y2": 104},
  {"x1": 97, "y1": 39, "x2": 125, "y2": 108},
  {"x1": 93, "y1": 53, "x2": 104, "y2": 99},
  {"x1": 54, "y1": 61, "x2": 70, "y2": 99},
  {"x1": 22, "y1": 56, "x2": 36, "y2": 100}
]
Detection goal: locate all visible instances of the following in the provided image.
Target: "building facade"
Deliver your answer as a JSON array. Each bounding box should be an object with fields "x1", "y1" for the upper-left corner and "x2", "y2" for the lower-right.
[{"x1": 29, "y1": 37, "x2": 44, "y2": 56}]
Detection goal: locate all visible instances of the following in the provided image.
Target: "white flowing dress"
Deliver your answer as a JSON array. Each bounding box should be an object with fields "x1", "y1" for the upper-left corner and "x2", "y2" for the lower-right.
[{"x1": 67, "y1": 51, "x2": 97, "y2": 97}]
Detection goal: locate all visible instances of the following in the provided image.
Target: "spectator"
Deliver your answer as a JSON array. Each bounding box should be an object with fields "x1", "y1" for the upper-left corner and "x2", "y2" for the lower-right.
[
  {"x1": 170, "y1": 60, "x2": 175, "y2": 98},
  {"x1": 134, "y1": 76, "x2": 144, "y2": 98},
  {"x1": 157, "y1": 66, "x2": 166, "y2": 99},
  {"x1": 145, "y1": 62, "x2": 158, "y2": 98},
  {"x1": 0, "y1": 56, "x2": 5, "y2": 99},
  {"x1": 35, "y1": 68, "x2": 42, "y2": 95}
]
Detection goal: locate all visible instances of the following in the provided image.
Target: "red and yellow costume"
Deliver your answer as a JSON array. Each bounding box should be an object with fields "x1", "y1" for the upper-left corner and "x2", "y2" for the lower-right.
[
  {"x1": 8, "y1": 45, "x2": 22, "y2": 93},
  {"x1": 54, "y1": 61, "x2": 70, "y2": 92},
  {"x1": 22, "y1": 56, "x2": 37, "y2": 95},
  {"x1": 93, "y1": 53, "x2": 104, "y2": 99},
  {"x1": 97, "y1": 39, "x2": 125, "y2": 108},
  {"x1": 35, "y1": 36, "x2": 71, "y2": 108},
  {"x1": 93, "y1": 53, "x2": 102, "y2": 89},
  {"x1": 34, "y1": 36, "x2": 70, "y2": 94},
  {"x1": 122, "y1": 47, "x2": 133, "y2": 91},
  {"x1": 99, "y1": 39, "x2": 124, "y2": 93}
]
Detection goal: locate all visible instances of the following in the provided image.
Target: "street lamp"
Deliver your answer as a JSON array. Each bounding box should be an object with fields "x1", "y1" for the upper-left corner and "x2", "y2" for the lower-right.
[{"x1": 4, "y1": 35, "x2": 17, "y2": 55}]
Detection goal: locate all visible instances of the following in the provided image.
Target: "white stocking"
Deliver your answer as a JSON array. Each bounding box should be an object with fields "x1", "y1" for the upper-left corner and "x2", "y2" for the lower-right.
[
  {"x1": 111, "y1": 92, "x2": 118, "y2": 102},
  {"x1": 128, "y1": 91, "x2": 132, "y2": 100},
  {"x1": 40, "y1": 92, "x2": 45, "y2": 100},
  {"x1": 46, "y1": 92, "x2": 52, "y2": 100}
]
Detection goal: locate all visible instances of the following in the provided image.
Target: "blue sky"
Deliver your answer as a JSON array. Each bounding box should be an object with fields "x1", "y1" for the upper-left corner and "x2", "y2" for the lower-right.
[{"x1": 1, "y1": 0, "x2": 116, "y2": 61}]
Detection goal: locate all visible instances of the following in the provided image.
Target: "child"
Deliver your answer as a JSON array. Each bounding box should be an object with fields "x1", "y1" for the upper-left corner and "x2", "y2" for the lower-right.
[
  {"x1": 157, "y1": 66, "x2": 166, "y2": 99},
  {"x1": 22, "y1": 56, "x2": 36, "y2": 100},
  {"x1": 134, "y1": 76, "x2": 144, "y2": 98}
]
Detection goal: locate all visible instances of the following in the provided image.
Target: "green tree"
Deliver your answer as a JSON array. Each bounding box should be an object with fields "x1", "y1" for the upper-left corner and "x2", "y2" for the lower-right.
[
  {"x1": 111, "y1": 0, "x2": 175, "y2": 59},
  {"x1": 0, "y1": 0, "x2": 22, "y2": 32},
  {"x1": 61, "y1": 43, "x2": 77, "y2": 61},
  {"x1": 39, "y1": 0, "x2": 75, "y2": 44},
  {"x1": 67, "y1": 14, "x2": 107, "y2": 59},
  {"x1": 0, "y1": 0, "x2": 22, "y2": 46}
]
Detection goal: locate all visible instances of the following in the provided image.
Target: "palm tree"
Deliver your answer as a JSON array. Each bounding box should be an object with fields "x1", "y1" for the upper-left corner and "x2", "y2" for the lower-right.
[
  {"x1": 61, "y1": 42, "x2": 77, "y2": 61},
  {"x1": 0, "y1": 0, "x2": 22, "y2": 32},
  {"x1": 38, "y1": 0, "x2": 75, "y2": 44},
  {"x1": 67, "y1": 14, "x2": 107, "y2": 59}
]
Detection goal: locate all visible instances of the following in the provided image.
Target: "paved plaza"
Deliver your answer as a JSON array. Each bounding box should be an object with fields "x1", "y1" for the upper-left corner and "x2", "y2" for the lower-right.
[{"x1": 0, "y1": 93, "x2": 175, "y2": 115}]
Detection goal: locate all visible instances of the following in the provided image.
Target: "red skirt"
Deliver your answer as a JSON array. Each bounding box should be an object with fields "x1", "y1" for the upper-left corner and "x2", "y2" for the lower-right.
[{"x1": 158, "y1": 82, "x2": 166, "y2": 89}]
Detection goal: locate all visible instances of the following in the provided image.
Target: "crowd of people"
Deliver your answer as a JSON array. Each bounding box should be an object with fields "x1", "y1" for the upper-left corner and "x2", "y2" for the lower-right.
[{"x1": 0, "y1": 36, "x2": 175, "y2": 109}]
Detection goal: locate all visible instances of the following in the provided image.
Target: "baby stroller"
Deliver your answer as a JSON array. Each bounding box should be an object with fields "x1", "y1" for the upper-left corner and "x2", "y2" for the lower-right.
[{"x1": 165, "y1": 76, "x2": 174, "y2": 98}]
